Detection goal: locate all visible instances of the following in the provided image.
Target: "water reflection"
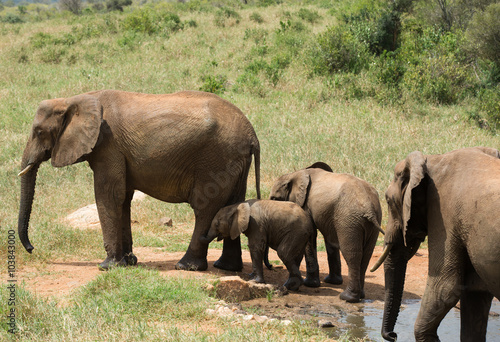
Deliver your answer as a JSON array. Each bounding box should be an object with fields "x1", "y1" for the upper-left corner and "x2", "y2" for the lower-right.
[{"x1": 323, "y1": 299, "x2": 500, "y2": 341}]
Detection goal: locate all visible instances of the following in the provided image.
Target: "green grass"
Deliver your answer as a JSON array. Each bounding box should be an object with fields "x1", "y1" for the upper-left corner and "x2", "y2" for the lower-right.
[
  {"x1": 0, "y1": 267, "x2": 328, "y2": 341},
  {"x1": 0, "y1": 0, "x2": 499, "y2": 340}
]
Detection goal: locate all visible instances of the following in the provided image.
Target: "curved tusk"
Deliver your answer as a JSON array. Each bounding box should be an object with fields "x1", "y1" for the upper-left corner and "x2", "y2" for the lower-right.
[
  {"x1": 18, "y1": 164, "x2": 34, "y2": 177},
  {"x1": 370, "y1": 243, "x2": 393, "y2": 272}
]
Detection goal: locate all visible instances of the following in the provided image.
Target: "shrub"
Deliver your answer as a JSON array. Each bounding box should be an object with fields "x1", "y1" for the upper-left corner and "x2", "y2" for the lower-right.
[
  {"x1": 466, "y1": 3, "x2": 500, "y2": 67},
  {"x1": 105, "y1": 0, "x2": 132, "y2": 12},
  {"x1": 122, "y1": 9, "x2": 184, "y2": 36},
  {"x1": 401, "y1": 55, "x2": 472, "y2": 104},
  {"x1": 2, "y1": 13, "x2": 24, "y2": 23},
  {"x1": 471, "y1": 86, "x2": 500, "y2": 131},
  {"x1": 199, "y1": 74, "x2": 227, "y2": 94},
  {"x1": 249, "y1": 12, "x2": 264, "y2": 23},
  {"x1": 297, "y1": 8, "x2": 322, "y2": 24},
  {"x1": 214, "y1": 7, "x2": 241, "y2": 27},
  {"x1": 308, "y1": 25, "x2": 371, "y2": 75}
]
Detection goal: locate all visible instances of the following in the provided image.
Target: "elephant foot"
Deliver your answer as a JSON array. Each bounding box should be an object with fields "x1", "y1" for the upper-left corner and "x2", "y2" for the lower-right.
[
  {"x1": 284, "y1": 276, "x2": 303, "y2": 291},
  {"x1": 324, "y1": 274, "x2": 343, "y2": 285},
  {"x1": 304, "y1": 276, "x2": 321, "y2": 288},
  {"x1": 124, "y1": 252, "x2": 138, "y2": 266},
  {"x1": 249, "y1": 273, "x2": 265, "y2": 283},
  {"x1": 339, "y1": 289, "x2": 361, "y2": 303},
  {"x1": 214, "y1": 255, "x2": 243, "y2": 272},
  {"x1": 98, "y1": 256, "x2": 127, "y2": 271},
  {"x1": 175, "y1": 253, "x2": 208, "y2": 271}
]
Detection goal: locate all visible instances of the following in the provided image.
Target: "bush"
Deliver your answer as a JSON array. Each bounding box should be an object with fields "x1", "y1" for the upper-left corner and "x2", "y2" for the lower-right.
[
  {"x1": 214, "y1": 7, "x2": 241, "y2": 27},
  {"x1": 401, "y1": 55, "x2": 472, "y2": 104},
  {"x1": 308, "y1": 25, "x2": 371, "y2": 75},
  {"x1": 249, "y1": 12, "x2": 264, "y2": 23},
  {"x1": 199, "y1": 74, "x2": 227, "y2": 94},
  {"x1": 297, "y1": 8, "x2": 322, "y2": 24},
  {"x1": 2, "y1": 13, "x2": 24, "y2": 23},
  {"x1": 122, "y1": 9, "x2": 184, "y2": 36},
  {"x1": 471, "y1": 86, "x2": 500, "y2": 131},
  {"x1": 466, "y1": 3, "x2": 500, "y2": 67},
  {"x1": 105, "y1": 0, "x2": 132, "y2": 12}
]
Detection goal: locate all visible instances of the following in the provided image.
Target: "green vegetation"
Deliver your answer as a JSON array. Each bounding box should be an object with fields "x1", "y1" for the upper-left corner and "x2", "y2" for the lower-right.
[{"x1": 0, "y1": 0, "x2": 499, "y2": 340}]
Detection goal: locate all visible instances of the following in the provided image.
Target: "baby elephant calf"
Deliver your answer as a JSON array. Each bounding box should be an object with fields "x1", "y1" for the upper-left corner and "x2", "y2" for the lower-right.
[{"x1": 200, "y1": 199, "x2": 316, "y2": 291}]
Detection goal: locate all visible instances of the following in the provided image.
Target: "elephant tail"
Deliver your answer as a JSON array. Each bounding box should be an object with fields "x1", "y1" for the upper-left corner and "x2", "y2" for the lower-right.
[
  {"x1": 253, "y1": 143, "x2": 261, "y2": 200},
  {"x1": 264, "y1": 244, "x2": 273, "y2": 270},
  {"x1": 365, "y1": 214, "x2": 385, "y2": 235}
]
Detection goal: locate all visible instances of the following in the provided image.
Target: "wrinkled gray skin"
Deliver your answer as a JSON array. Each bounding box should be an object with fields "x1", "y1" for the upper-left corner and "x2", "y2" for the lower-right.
[
  {"x1": 201, "y1": 199, "x2": 316, "y2": 291},
  {"x1": 18, "y1": 90, "x2": 260, "y2": 271},
  {"x1": 270, "y1": 162, "x2": 383, "y2": 303},
  {"x1": 373, "y1": 147, "x2": 500, "y2": 342}
]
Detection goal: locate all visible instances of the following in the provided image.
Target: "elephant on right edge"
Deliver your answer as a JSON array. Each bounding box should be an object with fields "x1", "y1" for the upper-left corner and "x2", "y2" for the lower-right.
[
  {"x1": 270, "y1": 162, "x2": 383, "y2": 303},
  {"x1": 371, "y1": 147, "x2": 500, "y2": 342}
]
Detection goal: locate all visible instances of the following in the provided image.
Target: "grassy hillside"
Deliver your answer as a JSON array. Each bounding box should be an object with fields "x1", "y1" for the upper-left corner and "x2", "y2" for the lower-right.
[{"x1": 0, "y1": 0, "x2": 498, "y2": 340}]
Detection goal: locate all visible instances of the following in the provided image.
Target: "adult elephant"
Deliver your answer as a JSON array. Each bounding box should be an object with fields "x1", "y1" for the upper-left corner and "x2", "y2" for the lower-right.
[
  {"x1": 371, "y1": 147, "x2": 500, "y2": 342},
  {"x1": 18, "y1": 90, "x2": 260, "y2": 271},
  {"x1": 270, "y1": 162, "x2": 383, "y2": 303}
]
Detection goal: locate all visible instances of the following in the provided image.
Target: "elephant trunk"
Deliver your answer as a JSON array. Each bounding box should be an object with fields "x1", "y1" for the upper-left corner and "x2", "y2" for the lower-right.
[
  {"x1": 381, "y1": 244, "x2": 408, "y2": 341},
  {"x1": 18, "y1": 158, "x2": 40, "y2": 253},
  {"x1": 199, "y1": 228, "x2": 218, "y2": 244}
]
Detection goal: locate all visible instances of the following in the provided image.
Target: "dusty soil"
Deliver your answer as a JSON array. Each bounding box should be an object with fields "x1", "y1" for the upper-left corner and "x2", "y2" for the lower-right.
[{"x1": 19, "y1": 246, "x2": 428, "y2": 323}]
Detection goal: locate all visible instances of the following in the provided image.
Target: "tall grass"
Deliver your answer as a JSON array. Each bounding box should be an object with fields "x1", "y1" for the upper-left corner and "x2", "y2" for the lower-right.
[{"x1": 0, "y1": 0, "x2": 498, "y2": 340}]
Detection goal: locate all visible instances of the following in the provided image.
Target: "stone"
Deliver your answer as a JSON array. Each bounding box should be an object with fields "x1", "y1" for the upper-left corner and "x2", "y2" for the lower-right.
[
  {"x1": 158, "y1": 217, "x2": 173, "y2": 227},
  {"x1": 318, "y1": 319, "x2": 335, "y2": 328},
  {"x1": 65, "y1": 191, "x2": 146, "y2": 230},
  {"x1": 214, "y1": 276, "x2": 282, "y2": 302},
  {"x1": 215, "y1": 276, "x2": 251, "y2": 302},
  {"x1": 65, "y1": 204, "x2": 100, "y2": 230}
]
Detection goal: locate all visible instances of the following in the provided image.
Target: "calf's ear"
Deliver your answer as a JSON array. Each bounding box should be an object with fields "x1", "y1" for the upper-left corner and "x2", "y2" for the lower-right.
[{"x1": 230, "y1": 202, "x2": 251, "y2": 240}]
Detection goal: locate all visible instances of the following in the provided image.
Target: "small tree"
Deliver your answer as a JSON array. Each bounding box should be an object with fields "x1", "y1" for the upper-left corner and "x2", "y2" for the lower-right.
[
  {"x1": 59, "y1": 0, "x2": 82, "y2": 15},
  {"x1": 466, "y1": 3, "x2": 500, "y2": 66}
]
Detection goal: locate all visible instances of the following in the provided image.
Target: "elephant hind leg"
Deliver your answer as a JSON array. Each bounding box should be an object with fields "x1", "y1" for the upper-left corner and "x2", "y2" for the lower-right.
[{"x1": 460, "y1": 290, "x2": 493, "y2": 341}]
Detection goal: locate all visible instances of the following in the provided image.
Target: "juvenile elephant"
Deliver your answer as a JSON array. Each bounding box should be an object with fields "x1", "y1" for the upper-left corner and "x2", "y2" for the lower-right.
[
  {"x1": 270, "y1": 162, "x2": 383, "y2": 302},
  {"x1": 200, "y1": 199, "x2": 316, "y2": 291},
  {"x1": 18, "y1": 90, "x2": 260, "y2": 271},
  {"x1": 371, "y1": 147, "x2": 500, "y2": 342}
]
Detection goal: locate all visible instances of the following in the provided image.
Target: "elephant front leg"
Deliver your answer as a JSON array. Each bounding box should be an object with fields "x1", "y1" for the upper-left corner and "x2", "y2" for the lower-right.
[
  {"x1": 414, "y1": 275, "x2": 461, "y2": 342},
  {"x1": 248, "y1": 247, "x2": 265, "y2": 284},
  {"x1": 324, "y1": 240, "x2": 343, "y2": 285},
  {"x1": 91, "y1": 161, "x2": 129, "y2": 271}
]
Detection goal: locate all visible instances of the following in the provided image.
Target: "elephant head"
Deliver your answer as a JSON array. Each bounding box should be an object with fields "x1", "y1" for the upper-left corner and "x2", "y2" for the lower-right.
[
  {"x1": 18, "y1": 94, "x2": 102, "y2": 253},
  {"x1": 269, "y1": 162, "x2": 332, "y2": 207},
  {"x1": 200, "y1": 202, "x2": 251, "y2": 243},
  {"x1": 371, "y1": 151, "x2": 428, "y2": 341}
]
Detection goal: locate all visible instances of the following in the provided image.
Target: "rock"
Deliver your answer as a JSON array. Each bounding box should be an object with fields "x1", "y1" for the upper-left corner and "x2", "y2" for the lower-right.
[
  {"x1": 215, "y1": 276, "x2": 251, "y2": 302},
  {"x1": 65, "y1": 204, "x2": 100, "y2": 230},
  {"x1": 65, "y1": 191, "x2": 146, "y2": 230},
  {"x1": 318, "y1": 319, "x2": 335, "y2": 328},
  {"x1": 158, "y1": 217, "x2": 173, "y2": 227},
  {"x1": 132, "y1": 191, "x2": 147, "y2": 202},
  {"x1": 281, "y1": 320, "x2": 292, "y2": 326},
  {"x1": 214, "y1": 276, "x2": 282, "y2": 302}
]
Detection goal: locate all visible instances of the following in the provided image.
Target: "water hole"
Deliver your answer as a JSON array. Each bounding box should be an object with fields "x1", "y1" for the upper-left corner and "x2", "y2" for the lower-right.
[{"x1": 320, "y1": 299, "x2": 500, "y2": 341}]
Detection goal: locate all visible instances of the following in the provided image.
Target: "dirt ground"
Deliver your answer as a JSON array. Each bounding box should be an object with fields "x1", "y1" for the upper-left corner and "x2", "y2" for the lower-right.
[{"x1": 19, "y1": 246, "x2": 428, "y2": 320}]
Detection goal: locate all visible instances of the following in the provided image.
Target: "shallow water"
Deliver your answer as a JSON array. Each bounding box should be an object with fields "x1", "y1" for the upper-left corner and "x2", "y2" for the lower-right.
[{"x1": 325, "y1": 299, "x2": 500, "y2": 341}]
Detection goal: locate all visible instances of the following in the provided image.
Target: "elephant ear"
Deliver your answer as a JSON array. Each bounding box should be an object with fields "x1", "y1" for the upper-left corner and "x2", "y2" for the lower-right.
[
  {"x1": 472, "y1": 146, "x2": 500, "y2": 159},
  {"x1": 402, "y1": 151, "x2": 428, "y2": 247},
  {"x1": 229, "y1": 202, "x2": 251, "y2": 240},
  {"x1": 290, "y1": 171, "x2": 311, "y2": 208},
  {"x1": 51, "y1": 94, "x2": 102, "y2": 167},
  {"x1": 306, "y1": 161, "x2": 333, "y2": 172}
]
